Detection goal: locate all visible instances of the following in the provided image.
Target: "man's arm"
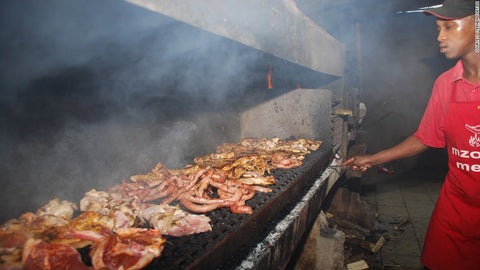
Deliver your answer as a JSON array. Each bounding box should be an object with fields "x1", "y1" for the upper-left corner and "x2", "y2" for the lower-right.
[{"x1": 342, "y1": 135, "x2": 429, "y2": 172}]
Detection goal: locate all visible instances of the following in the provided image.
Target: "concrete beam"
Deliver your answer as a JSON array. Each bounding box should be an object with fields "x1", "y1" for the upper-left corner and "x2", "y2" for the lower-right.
[{"x1": 124, "y1": 0, "x2": 345, "y2": 77}]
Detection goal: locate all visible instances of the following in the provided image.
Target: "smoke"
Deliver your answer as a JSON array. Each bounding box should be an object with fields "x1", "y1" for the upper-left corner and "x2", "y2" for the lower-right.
[
  {"x1": 0, "y1": 0, "x2": 263, "y2": 222},
  {"x1": 0, "y1": 0, "x2": 451, "y2": 222}
]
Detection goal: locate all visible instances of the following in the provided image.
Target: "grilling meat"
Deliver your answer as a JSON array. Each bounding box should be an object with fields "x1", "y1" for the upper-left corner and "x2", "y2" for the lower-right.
[
  {"x1": 22, "y1": 238, "x2": 90, "y2": 270},
  {"x1": 1, "y1": 199, "x2": 80, "y2": 269},
  {"x1": 35, "y1": 199, "x2": 78, "y2": 220},
  {"x1": 0, "y1": 230, "x2": 30, "y2": 270},
  {"x1": 98, "y1": 138, "x2": 321, "y2": 215},
  {"x1": 236, "y1": 175, "x2": 275, "y2": 185},
  {"x1": 215, "y1": 138, "x2": 321, "y2": 171},
  {"x1": 1, "y1": 213, "x2": 69, "y2": 240},
  {"x1": 53, "y1": 211, "x2": 116, "y2": 248},
  {"x1": 78, "y1": 190, "x2": 213, "y2": 237},
  {"x1": 1, "y1": 199, "x2": 77, "y2": 240},
  {"x1": 150, "y1": 168, "x2": 267, "y2": 215},
  {"x1": 80, "y1": 189, "x2": 142, "y2": 230},
  {"x1": 193, "y1": 152, "x2": 236, "y2": 168},
  {"x1": 139, "y1": 204, "x2": 211, "y2": 237},
  {"x1": 219, "y1": 155, "x2": 270, "y2": 179},
  {"x1": 1, "y1": 137, "x2": 322, "y2": 269},
  {"x1": 217, "y1": 137, "x2": 321, "y2": 156},
  {"x1": 36, "y1": 227, "x2": 167, "y2": 270},
  {"x1": 89, "y1": 228, "x2": 165, "y2": 270},
  {"x1": 271, "y1": 151, "x2": 303, "y2": 169}
]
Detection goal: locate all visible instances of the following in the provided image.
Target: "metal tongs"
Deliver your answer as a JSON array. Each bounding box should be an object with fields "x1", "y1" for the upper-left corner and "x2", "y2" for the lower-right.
[
  {"x1": 326, "y1": 153, "x2": 350, "y2": 170},
  {"x1": 328, "y1": 164, "x2": 394, "y2": 174},
  {"x1": 327, "y1": 164, "x2": 351, "y2": 169},
  {"x1": 326, "y1": 152, "x2": 366, "y2": 171}
]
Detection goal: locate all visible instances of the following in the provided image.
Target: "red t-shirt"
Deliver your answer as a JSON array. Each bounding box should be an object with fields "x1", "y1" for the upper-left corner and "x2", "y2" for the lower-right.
[{"x1": 414, "y1": 60, "x2": 480, "y2": 148}]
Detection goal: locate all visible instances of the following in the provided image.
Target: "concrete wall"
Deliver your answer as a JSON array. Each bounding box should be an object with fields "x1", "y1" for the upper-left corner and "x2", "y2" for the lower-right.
[{"x1": 240, "y1": 89, "x2": 332, "y2": 144}]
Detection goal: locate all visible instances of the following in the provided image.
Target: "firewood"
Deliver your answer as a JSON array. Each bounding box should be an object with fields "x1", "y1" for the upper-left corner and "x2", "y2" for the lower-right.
[
  {"x1": 333, "y1": 218, "x2": 370, "y2": 234},
  {"x1": 347, "y1": 260, "x2": 369, "y2": 270},
  {"x1": 394, "y1": 217, "x2": 410, "y2": 230},
  {"x1": 370, "y1": 236, "x2": 386, "y2": 253},
  {"x1": 344, "y1": 231, "x2": 366, "y2": 241},
  {"x1": 346, "y1": 236, "x2": 385, "y2": 253}
]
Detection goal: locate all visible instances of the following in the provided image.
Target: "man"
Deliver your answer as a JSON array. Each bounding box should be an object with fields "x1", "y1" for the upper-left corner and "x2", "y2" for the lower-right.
[{"x1": 343, "y1": 0, "x2": 480, "y2": 269}]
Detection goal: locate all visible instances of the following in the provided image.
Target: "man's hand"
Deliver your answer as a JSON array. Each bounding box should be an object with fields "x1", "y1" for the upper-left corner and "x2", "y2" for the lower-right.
[
  {"x1": 342, "y1": 156, "x2": 374, "y2": 172},
  {"x1": 340, "y1": 135, "x2": 428, "y2": 173}
]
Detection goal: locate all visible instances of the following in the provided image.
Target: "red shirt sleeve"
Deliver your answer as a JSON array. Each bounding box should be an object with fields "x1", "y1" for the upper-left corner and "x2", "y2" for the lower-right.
[{"x1": 413, "y1": 76, "x2": 449, "y2": 148}]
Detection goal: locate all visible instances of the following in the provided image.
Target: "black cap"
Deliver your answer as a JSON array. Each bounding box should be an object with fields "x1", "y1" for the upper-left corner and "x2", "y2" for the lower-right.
[{"x1": 423, "y1": 0, "x2": 476, "y2": 19}]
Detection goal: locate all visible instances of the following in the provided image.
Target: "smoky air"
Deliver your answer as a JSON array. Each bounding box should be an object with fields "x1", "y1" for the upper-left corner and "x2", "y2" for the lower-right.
[
  {"x1": 0, "y1": 0, "x2": 451, "y2": 223},
  {"x1": 0, "y1": 0, "x2": 267, "y2": 222}
]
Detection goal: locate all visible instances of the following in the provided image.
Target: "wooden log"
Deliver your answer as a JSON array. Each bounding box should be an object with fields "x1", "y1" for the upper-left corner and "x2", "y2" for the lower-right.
[
  {"x1": 394, "y1": 217, "x2": 410, "y2": 230},
  {"x1": 346, "y1": 236, "x2": 385, "y2": 253},
  {"x1": 370, "y1": 236, "x2": 386, "y2": 253},
  {"x1": 333, "y1": 218, "x2": 370, "y2": 235},
  {"x1": 347, "y1": 259, "x2": 369, "y2": 270}
]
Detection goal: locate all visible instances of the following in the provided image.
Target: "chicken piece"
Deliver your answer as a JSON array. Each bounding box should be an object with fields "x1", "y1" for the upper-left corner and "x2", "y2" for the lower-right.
[
  {"x1": 220, "y1": 155, "x2": 269, "y2": 179},
  {"x1": 194, "y1": 152, "x2": 236, "y2": 168},
  {"x1": 130, "y1": 162, "x2": 171, "y2": 183},
  {"x1": 0, "y1": 230, "x2": 32, "y2": 269},
  {"x1": 1, "y1": 213, "x2": 70, "y2": 241},
  {"x1": 271, "y1": 151, "x2": 303, "y2": 169},
  {"x1": 22, "y1": 238, "x2": 90, "y2": 270},
  {"x1": 274, "y1": 138, "x2": 322, "y2": 154},
  {"x1": 1, "y1": 198, "x2": 76, "y2": 239},
  {"x1": 139, "y1": 204, "x2": 211, "y2": 237},
  {"x1": 240, "y1": 137, "x2": 280, "y2": 151},
  {"x1": 80, "y1": 190, "x2": 141, "y2": 229},
  {"x1": 168, "y1": 165, "x2": 200, "y2": 175},
  {"x1": 51, "y1": 211, "x2": 115, "y2": 248},
  {"x1": 35, "y1": 199, "x2": 78, "y2": 220},
  {"x1": 0, "y1": 205, "x2": 76, "y2": 268},
  {"x1": 0, "y1": 247, "x2": 23, "y2": 270},
  {"x1": 67, "y1": 212, "x2": 115, "y2": 232},
  {"x1": 236, "y1": 176, "x2": 275, "y2": 185},
  {"x1": 90, "y1": 228, "x2": 165, "y2": 270},
  {"x1": 0, "y1": 230, "x2": 31, "y2": 251}
]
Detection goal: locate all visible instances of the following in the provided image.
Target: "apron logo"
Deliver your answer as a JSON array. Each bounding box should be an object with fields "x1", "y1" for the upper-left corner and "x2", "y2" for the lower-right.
[{"x1": 465, "y1": 124, "x2": 480, "y2": 147}]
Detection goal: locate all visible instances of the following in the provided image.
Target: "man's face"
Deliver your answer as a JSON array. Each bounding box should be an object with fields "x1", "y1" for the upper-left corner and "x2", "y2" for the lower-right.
[{"x1": 436, "y1": 15, "x2": 475, "y2": 59}]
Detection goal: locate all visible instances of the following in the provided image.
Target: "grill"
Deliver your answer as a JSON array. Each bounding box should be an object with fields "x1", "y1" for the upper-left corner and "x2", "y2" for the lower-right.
[
  {"x1": 1, "y1": 1, "x2": 348, "y2": 269},
  {"x1": 142, "y1": 145, "x2": 332, "y2": 270}
]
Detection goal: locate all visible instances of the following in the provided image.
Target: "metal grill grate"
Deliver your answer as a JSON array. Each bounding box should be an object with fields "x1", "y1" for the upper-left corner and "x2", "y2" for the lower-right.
[{"x1": 144, "y1": 145, "x2": 331, "y2": 270}]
